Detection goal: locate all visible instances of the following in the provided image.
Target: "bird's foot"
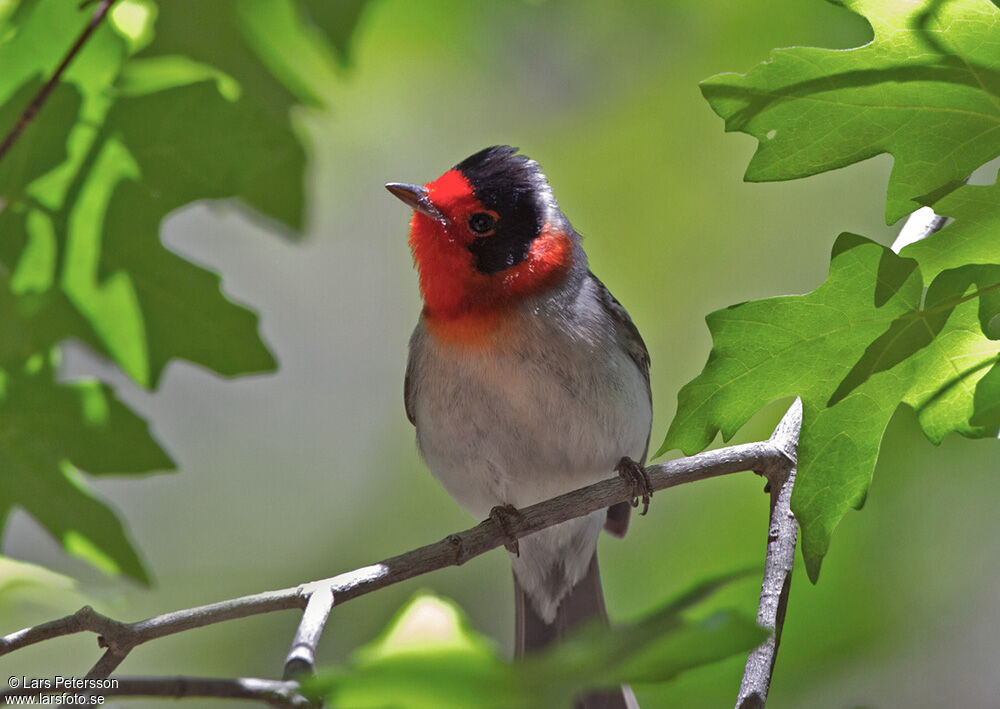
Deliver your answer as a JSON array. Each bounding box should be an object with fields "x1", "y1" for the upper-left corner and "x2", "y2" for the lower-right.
[
  {"x1": 489, "y1": 504, "x2": 521, "y2": 556},
  {"x1": 616, "y1": 456, "x2": 652, "y2": 515}
]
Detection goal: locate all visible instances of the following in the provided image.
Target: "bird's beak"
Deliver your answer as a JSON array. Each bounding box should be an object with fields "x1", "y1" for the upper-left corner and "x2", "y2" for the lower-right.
[{"x1": 385, "y1": 183, "x2": 446, "y2": 224}]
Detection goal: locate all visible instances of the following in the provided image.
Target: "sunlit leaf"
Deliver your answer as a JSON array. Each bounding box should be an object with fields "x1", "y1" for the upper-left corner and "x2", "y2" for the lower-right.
[
  {"x1": 0, "y1": 360, "x2": 173, "y2": 583},
  {"x1": 701, "y1": 0, "x2": 1000, "y2": 223},
  {"x1": 902, "y1": 177, "x2": 1000, "y2": 281},
  {"x1": 0, "y1": 0, "x2": 371, "y2": 581},
  {"x1": 662, "y1": 235, "x2": 1000, "y2": 581}
]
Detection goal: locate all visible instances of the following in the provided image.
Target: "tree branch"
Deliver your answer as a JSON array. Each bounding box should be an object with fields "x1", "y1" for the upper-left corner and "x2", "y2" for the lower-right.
[
  {"x1": 1, "y1": 401, "x2": 802, "y2": 708},
  {"x1": 0, "y1": 0, "x2": 117, "y2": 163},
  {"x1": 736, "y1": 398, "x2": 801, "y2": 709},
  {"x1": 1, "y1": 431, "x2": 793, "y2": 662},
  {"x1": 283, "y1": 584, "x2": 335, "y2": 679}
]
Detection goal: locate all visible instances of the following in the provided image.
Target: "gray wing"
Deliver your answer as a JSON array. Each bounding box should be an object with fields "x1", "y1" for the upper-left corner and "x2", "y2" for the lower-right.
[
  {"x1": 588, "y1": 271, "x2": 651, "y2": 538},
  {"x1": 403, "y1": 323, "x2": 425, "y2": 427},
  {"x1": 404, "y1": 352, "x2": 416, "y2": 426},
  {"x1": 587, "y1": 270, "x2": 650, "y2": 391}
]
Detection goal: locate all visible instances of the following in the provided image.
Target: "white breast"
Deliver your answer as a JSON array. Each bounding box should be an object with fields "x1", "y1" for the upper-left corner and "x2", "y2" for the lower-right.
[{"x1": 406, "y1": 278, "x2": 651, "y2": 622}]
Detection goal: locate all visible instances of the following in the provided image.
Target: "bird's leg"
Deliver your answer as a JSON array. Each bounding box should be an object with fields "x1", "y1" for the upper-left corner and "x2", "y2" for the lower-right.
[
  {"x1": 489, "y1": 504, "x2": 521, "y2": 556},
  {"x1": 616, "y1": 456, "x2": 653, "y2": 515}
]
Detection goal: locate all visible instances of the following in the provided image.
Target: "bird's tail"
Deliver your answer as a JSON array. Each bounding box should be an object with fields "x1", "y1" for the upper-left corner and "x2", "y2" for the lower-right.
[{"x1": 514, "y1": 552, "x2": 640, "y2": 709}]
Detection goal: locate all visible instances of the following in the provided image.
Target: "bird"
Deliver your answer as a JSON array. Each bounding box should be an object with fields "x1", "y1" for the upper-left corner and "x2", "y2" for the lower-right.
[{"x1": 387, "y1": 146, "x2": 651, "y2": 709}]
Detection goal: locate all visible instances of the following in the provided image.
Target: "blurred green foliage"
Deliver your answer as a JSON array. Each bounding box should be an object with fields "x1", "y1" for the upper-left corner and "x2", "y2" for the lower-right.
[
  {"x1": 0, "y1": 0, "x2": 364, "y2": 581},
  {"x1": 2, "y1": 0, "x2": 1000, "y2": 707},
  {"x1": 307, "y1": 580, "x2": 765, "y2": 709}
]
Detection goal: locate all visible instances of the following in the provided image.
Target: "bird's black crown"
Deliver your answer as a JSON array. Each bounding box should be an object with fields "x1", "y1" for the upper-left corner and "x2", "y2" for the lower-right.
[{"x1": 454, "y1": 146, "x2": 551, "y2": 275}]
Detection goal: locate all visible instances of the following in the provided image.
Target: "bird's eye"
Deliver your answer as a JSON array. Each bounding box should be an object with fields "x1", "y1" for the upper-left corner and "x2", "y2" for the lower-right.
[{"x1": 468, "y1": 212, "x2": 496, "y2": 235}]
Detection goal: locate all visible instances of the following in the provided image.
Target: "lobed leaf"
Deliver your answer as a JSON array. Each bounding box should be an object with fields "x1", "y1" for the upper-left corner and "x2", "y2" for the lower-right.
[
  {"x1": 662, "y1": 235, "x2": 1000, "y2": 580},
  {"x1": 902, "y1": 177, "x2": 1000, "y2": 280},
  {"x1": 0, "y1": 359, "x2": 173, "y2": 583},
  {"x1": 701, "y1": 0, "x2": 1000, "y2": 223},
  {"x1": 0, "y1": 0, "x2": 370, "y2": 578}
]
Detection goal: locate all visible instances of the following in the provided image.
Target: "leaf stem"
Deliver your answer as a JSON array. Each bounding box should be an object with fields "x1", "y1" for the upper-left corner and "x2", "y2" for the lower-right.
[{"x1": 0, "y1": 0, "x2": 117, "y2": 164}]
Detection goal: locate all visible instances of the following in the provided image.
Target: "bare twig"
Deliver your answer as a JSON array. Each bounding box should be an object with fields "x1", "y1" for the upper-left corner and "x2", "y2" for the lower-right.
[
  {"x1": 2, "y1": 677, "x2": 309, "y2": 709},
  {"x1": 736, "y1": 398, "x2": 802, "y2": 709},
  {"x1": 283, "y1": 584, "x2": 335, "y2": 679},
  {"x1": 1, "y1": 430, "x2": 793, "y2": 666},
  {"x1": 86, "y1": 647, "x2": 129, "y2": 679},
  {"x1": 1, "y1": 401, "x2": 802, "y2": 707},
  {"x1": 0, "y1": 0, "x2": 117, "y2": 163}
]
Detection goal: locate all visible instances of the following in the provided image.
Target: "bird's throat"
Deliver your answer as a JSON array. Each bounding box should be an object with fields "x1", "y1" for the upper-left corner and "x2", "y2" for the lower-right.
[
  {"x1": 423, "y1": 306, "x2": 508, "y2": 347},
  {"x1": 412, "y1": 220, "x2": 575, "y2": 341}
]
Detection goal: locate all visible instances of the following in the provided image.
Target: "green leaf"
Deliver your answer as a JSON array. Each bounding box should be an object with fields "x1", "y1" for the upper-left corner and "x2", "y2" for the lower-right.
[
  {"x1": 132, "y1": 1, "x2": 314, "y2": 226},
  {"x1": 660, "y1": 234, "x2": 923, "y2": 456},
  {"x1": 827, "y1": 265, "x2": 1000, "y2": 412},
  {"x1": 108, "y1": 80, "x2": 305, "y2": 235},
  {"x1": 901, "y1": 177, "x2": 1000, "y2": 281},
  {"x1": 523, "y1": 574, "x2": 764, "y2": 705},
  {"x1": 661, "y1": 235, "x2": 1000, "y2": 581},
  {"x1": 0, "y1": 0, "x2": 371, "y2": 581},
  {"x1": 0, "y1": 209, "x2": 102, "y2": 363},
  {"x1": 306, "y1": 577, "x2": 765, "y2": 709},
  {"x1": 95, "y1": 82, "x2": 284, "y2": 383},
  {"x1": 971, "y1": 358, "x2": 1000, "y2": 425},
  {"x1": 237, "y1": 0, "x2": 341, "y2": 108},
  {"x1": 700, "y1": 0, "x2": 1000, "y2": 223},
  {"x1": 0, "y1": 360, "x2": 173, "y2": 583},
  {"x1": 0, "y1": 79, "x2": 81, "y2": 201},
  {"x1": 894, "y1": 180, "x2": 1000, "y2": 430},
  {"x1": 101, "y1": 179, "x2": 279, "y2": 382},
  {"x1": 0, "y1": 556, "x2": 87, "y2": 617},
  {"x1": 0, "y1": 555, "x2": 78, "y2": 598},
  {"x1": 0, "y1": 0, "x2": 121, "y2": 101},
  {"x1": 899, "y1": 266, "x2": 1000, "y2": 443},
  {"x1": 296, "y1": 0, "x2": 371, "y2": 66},
  {"x1": 116, "y1": 56, "x2": 241, "y2": 99}
]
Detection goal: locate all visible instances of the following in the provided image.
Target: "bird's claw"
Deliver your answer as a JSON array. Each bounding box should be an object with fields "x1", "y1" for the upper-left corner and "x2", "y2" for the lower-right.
[
  {"x1": 616, "y1": 456, "x2": 652, "y2": 515},
  {"x1": 489, "y1": 504, "x2": 521, "y2": 556}
]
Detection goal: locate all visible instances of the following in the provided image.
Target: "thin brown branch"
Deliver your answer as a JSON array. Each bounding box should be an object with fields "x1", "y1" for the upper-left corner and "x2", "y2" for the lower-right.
[
  {"x1": 86, "y1": 648, "x2": 129, "y2": 679},
  {"x1": 1, "y1": 401, "x2": 802, "y2": 708},
  {"x1": 2, "y1": 427, "x2": 792, "y2": 663},
  {"x1": 0, "y1": 0, "x2": 117, "y2": 163},
  {"x1": 736, "y1": 397, "x2": 802, "y2": 709}
]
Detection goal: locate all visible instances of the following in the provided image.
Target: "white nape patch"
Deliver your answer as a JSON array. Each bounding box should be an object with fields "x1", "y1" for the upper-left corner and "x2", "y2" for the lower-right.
[{"x1": 527, "y1": 162, "x2": 561, "y2": 226}]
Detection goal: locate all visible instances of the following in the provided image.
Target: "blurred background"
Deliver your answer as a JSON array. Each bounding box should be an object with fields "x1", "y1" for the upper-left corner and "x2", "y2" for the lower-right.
[{"x1": 5, "y1": 0, "x2": 1000, "y2": 707}]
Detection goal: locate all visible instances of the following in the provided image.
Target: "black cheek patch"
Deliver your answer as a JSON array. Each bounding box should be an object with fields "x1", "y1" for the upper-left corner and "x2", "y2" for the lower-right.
[
  {"x1": 466, "y1": 229, "x2": 535, "y2": 274},
  {"x1": 456, "y1": 146, "x2": 547, "y2": 275}
]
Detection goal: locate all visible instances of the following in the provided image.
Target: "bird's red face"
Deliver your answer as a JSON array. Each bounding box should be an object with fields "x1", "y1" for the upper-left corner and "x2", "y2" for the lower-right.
[{"x1": 387, "y1": 147, "x2": 574, "y2": 344}]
